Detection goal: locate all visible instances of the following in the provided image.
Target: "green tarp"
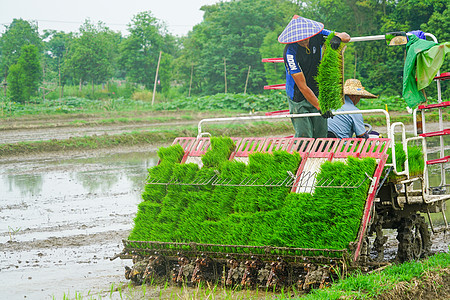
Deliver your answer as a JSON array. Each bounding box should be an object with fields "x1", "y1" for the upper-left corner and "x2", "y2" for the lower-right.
[{"x1": 402, "y1": 35, "x2": 449, "y2": 108}]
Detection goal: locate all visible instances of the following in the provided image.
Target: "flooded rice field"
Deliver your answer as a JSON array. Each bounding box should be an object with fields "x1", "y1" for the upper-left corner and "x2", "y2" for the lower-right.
[
  {"x1": 0, "y1": 150, "x2": 158, "y2": 299},
  {"x1": 0, "y1": 147, "x2": 448, "y2": 299}
]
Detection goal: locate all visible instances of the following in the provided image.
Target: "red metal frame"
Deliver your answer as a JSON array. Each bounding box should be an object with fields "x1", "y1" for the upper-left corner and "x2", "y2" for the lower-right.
[
  {"x1": 426, "y1": 156, "x2": 450, "y2": 165},
  {"x1": 265, "y1": 109, "x2": 290, "y2": 116},
  {"x1": 189, "y1": 137, "x2": 211, "y2": 157},
  {"x1": 433, "y1": 72, "x2": 450, "y2": 81},
  {"x1": 287, "y1": 138, "x2": 315, "y2": 154},
  {"x1": 234, "y1": 137, "x2": 266, "y2": 158},
  {"x1": 309, "y1": 138, "x2": 340, "y2": 158},
  {"x1": 354, "y1": 152, "x2": 389, "y2": 262},
  {"x1": 261, "y1": 58, "x2": 284, "y2": 63},
  {"x1": 261, "y1": 137, "x2": 291, "y2": 152},
  {"x1": 264, "y1": 84, "x2": 286, "y2": 90},
  {"x1": 290, "y1": 153, "x2": 310, "y2": 193},
  {"x1": 334, "y1": 138, "x2": 365, "y2": 158},
  {"x1": 360, "y1": 138, "x2": 391, "y2": 159},
  {"x1": 418, "y1": 101, "x2": 450, "y2": 110},
  {"x1": 419, "y1": 129, "x2": 450, "y2": 137}
]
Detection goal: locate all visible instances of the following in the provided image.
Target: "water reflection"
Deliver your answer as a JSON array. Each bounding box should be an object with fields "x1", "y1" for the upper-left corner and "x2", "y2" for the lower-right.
[
  {"x1": 0, "y1": 151, "x2": 158, "y2": 200},
  {"x1": 4, "y1": 174, "x2": 43, "y2": 197},
  {"x1": 0, "y1": 151, "x2": 159, "y2": 243},
  {"x1": 74, "y1": 172, "x2": 119, "y2": 194}
]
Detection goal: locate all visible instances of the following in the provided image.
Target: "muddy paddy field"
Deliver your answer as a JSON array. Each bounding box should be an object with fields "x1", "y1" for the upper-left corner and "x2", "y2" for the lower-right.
[
  {"x1": 0, "y1": 120, "x2": 449, "y2": 299},
  {"x1": 0, "y1": 148, "x2": 162, "y2": 299}
]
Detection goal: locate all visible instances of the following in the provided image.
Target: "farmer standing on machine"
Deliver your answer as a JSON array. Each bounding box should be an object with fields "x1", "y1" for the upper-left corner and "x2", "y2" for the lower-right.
[
  {"x1": 327, "y1": 79, "x2": 378, "y2": 139},
  {"x1": 278, "y1": 15, "x2": 350, "y2": 138}
]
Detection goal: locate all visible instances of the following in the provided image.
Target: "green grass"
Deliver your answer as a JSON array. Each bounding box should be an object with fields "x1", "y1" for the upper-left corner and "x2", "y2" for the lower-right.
[
  {"x1": 0, "y1": 92, "x2": 288, "y2": 118},
  {"x1": 303, "y1": 250, "x2": 450, "y2": 299},
  {"x1": 0, "y1": 121, "x2": 294, "y2": 156}
]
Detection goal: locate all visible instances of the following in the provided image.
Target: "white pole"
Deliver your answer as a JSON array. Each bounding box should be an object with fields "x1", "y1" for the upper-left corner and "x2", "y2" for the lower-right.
[
  {"x1": 244, "y1": 65, "x2": 251, "y2": 94},
  {"x1": 152, "y1": 51, "x2": 162, "y2": 106},
  {"x1": 224, "y1": 57, "x2": 227, "y2": 93},
  {"x1": 188, "y1": 64, "x2": 194, "y2": 97}
]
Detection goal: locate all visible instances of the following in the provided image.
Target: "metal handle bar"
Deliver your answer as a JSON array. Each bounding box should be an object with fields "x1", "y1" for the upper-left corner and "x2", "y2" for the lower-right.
[{"x1": 197, "y1": 109, "x2": 391, "y2": 139}]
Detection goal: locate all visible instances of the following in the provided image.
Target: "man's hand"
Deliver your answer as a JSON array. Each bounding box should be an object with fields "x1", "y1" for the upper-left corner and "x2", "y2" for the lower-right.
[
  {"x1": 319, "y1": 110, "x2": 334, "y2": 119},
  {"x1": 330, "y1": 36, "x2": 342, "y2": 50}
]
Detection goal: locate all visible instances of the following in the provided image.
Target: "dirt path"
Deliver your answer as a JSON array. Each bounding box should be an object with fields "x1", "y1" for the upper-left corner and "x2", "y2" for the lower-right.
[{"x1": 0, "y1": 121, "x2": 196, "y2": 144}]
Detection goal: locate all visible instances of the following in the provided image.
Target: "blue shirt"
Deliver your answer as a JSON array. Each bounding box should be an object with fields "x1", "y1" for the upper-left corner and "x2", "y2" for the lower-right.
[
  {"x1": 327, "y1": 96, "x2": 366, "y2": 139},
  {"x1": 283, "y1": 29, "x2": 331, "y2": 102}
]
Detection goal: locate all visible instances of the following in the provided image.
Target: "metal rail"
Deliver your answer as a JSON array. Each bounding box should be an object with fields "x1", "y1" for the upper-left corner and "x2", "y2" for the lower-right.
[{"x1": 197, "y1": 109, "x2": 391, "y2": 139}]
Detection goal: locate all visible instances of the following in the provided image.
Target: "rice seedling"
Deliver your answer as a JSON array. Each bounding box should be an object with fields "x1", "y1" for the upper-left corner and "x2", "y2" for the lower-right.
[
  {"x1": 387, "y1": 142, "x2": 424, "y2": 178},
  {"x1": 316, "y1": 32, "x2": 345, "y2": 112}
]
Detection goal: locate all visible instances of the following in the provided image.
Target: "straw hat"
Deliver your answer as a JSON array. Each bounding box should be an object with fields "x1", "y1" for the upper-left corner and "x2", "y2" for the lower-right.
[
  {"x1": 278, "y1": 15, "x2": 324, "y2": 44},
  {"x1": 344, "y1": 79, "x2": 377, "y2": 98}
]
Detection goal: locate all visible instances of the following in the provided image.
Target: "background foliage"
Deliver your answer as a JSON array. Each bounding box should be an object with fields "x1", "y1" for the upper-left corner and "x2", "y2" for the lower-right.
[{"x1": 0, "y1": 0, "x2": 448, "y2": 107}]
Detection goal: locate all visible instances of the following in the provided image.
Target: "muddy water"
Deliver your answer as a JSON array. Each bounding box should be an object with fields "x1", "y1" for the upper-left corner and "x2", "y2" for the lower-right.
[{"x1": 0, "y1": 151, "x2": 158, "y2": 299}]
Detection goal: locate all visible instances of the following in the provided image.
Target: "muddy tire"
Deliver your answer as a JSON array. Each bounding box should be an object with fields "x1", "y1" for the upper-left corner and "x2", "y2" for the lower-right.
[{"x1": 396, "y1": 214, "x2": 431, "y2": 262}]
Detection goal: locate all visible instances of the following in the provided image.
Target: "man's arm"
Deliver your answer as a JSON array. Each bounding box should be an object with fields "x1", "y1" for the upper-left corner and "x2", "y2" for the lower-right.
[
  {"x1": 291, "y1": 72, "x2": 320, "y2": 110},
  {"x1": 352, "y1": 114, "x2": 368, "y2": 138}
]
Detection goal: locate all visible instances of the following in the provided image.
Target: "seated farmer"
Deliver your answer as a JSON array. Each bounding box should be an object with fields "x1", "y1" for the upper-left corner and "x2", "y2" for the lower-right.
[
  {"x1": 278, "y1": 15, "x2": 350, "y2": 138},
  {"x1": 327, "y1": 79, "x2": 377, "y2": 139}
]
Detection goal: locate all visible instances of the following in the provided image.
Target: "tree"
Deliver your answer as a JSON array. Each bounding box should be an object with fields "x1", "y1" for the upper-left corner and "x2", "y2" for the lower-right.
[
  {"x1": 118, "y1": 11, "x2": 167, "y2": 89},
  {"x1": 42, "y1": 30, "x2": 74, "y2": 90},
  {"x1": 6, "y1": 44, "x2": 41, "y2": 103},
  {"x1": 176, "y1": 0, "x2": 298, "y2": 96},
  {"x1": 259, "y1": 25, "x2": 286, "y2": 85},
  {"x1": 6, "y1": 64, "x2": 26, "y2": 102},
  {"x1": 18, "y1": 44, "x2": 41, "y2": 99},
  {"x1": 0, "y1": 19, "x2": 42, "y2": 80},
  {"x1": 64, "y1": 20, "x2": 118, "y2": 95}
]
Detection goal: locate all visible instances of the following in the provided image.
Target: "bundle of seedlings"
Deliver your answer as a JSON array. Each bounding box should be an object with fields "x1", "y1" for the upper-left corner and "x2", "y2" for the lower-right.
[
  {"x1": 129, "y1": 144, "x2": 185, "y2": 242},
  {"x1": 316, "y1": 32, "x2": 345, "y2": 112},
  {"x1": 223, "y1": 150, "x2": 301, "y2": 246},
  {"x1": 129, "y1": 137, "x2": 237, "y2": 243},
  {"x1": 275, "y1": 156, "x2": 377, "y2": 250},
  {"x1": 141, "y1": 144, "x2": 185, "y2": 202},
  {"x1": 387, "y1": 143, "x2": 424, "y2": 179}
]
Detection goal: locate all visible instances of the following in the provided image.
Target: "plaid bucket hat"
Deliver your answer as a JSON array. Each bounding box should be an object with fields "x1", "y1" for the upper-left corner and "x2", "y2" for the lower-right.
[
  {"x1": 344, "y1": 79, "x2": 377, "y2": 98},
  {"x1": 278, "y1": 15, "x2": 324, "y2": 44}
]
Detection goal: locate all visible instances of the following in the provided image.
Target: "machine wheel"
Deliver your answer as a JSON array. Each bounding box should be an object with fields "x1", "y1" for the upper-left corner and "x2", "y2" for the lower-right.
[{"x1": 396, "y1": 214, "x2": 431, "y2": 262}]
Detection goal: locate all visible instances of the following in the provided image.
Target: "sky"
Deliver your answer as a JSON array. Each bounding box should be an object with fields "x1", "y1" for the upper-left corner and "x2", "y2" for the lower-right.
[{"x1": 0, "y1": 0, "x2": 226, "y2": 37}]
